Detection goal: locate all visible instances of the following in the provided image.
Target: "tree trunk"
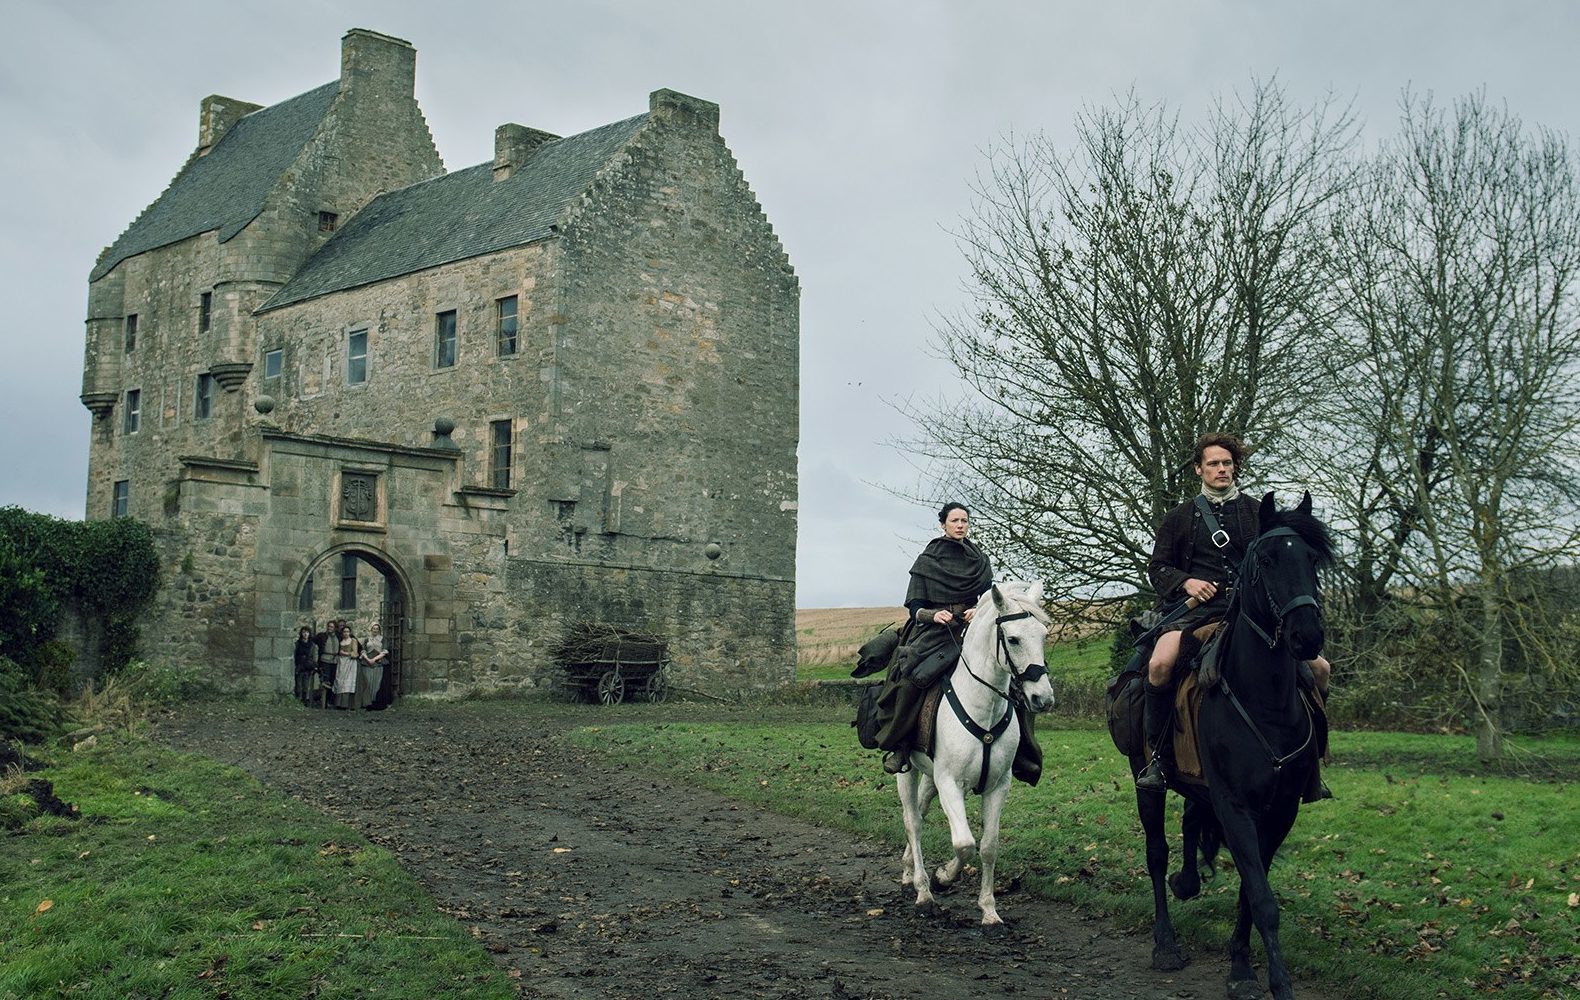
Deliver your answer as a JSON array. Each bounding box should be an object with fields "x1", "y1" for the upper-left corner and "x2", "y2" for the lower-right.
[{"x1": 1475, "y1": 582, "x2": 1504, "y2": 764}]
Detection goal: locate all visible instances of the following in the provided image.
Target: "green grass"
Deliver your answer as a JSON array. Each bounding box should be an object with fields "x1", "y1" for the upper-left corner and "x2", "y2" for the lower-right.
[
  {"x1": 566, "y1": 717, "x2": 1579, "y2": 1000},
  {"x1": 797, "y1": 633, "x2": 1117, "y2": 685},
  {"x1": 0, "y1": 737, "x2": 514, "y2": 1000}
]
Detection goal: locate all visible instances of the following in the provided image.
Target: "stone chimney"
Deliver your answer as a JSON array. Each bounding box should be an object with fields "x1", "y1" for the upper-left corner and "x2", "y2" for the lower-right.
[
  {"x1": 649, "y1": 89, "x2": 720, "y2": 132},
  {"x1": 493, "y1": 123, "x2": 559, "y2": 181},
  {"x1": 197, "y1": 95, "x2": 263, "y2": 156},
  {"x1": 339, "y1": 28, "x2": 417, "y2": 97}
]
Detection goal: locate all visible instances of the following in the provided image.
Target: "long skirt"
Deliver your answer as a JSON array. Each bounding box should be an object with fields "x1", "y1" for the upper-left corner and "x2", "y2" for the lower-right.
[
  {"x1": 357, "y1": 664, "x2": 383, "y2": 710},
  {"x1": 334, "y1": 655, "x2": 358, "y2": 695}
]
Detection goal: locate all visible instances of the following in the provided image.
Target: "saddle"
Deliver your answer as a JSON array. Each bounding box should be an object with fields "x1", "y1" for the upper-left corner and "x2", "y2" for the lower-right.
[
  {"x1": 1168, "y1": 652, "x2": 1331, "y2": 789},
  {"x1": 915, "y1": 684, "x2": 945, "y2": 760}
]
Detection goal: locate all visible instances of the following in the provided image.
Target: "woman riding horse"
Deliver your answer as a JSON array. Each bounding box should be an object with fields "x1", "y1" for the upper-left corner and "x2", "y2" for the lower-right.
[
  {"x1": 872, "y1": 503, "x2": 1042, "y2": 782},
  {"x1": 873, "y1": 502, "x2": 989, "y2": 772}
]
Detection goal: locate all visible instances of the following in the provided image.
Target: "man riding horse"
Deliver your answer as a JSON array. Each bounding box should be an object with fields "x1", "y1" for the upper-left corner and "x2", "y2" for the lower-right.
[{"x1": 1136, "y1": 433, "x2": 1331, "y2": 797}]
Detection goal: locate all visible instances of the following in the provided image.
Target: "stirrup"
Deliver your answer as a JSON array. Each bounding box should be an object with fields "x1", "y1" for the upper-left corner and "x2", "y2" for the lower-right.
[
  {"x1": 1136, "y1": 756, "x2": 1167, "y2": 790},
  {"x1": 1304, "y1": 780, "x2": 1334, "y2": 803}
]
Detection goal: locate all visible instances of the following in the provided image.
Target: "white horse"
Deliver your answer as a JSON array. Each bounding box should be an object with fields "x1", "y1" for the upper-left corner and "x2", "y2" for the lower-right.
[{"x1": 895, "y1": 581, "x2": 1057, "y2": 925}]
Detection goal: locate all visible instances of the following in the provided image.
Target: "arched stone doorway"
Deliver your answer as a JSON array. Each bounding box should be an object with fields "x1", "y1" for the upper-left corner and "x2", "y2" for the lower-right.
[{"x1": 294, "y1": 545, "x2": 411, "y2": 706}]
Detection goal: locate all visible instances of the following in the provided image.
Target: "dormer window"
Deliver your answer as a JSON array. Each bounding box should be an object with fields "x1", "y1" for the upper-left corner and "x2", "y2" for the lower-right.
[{"x1": 318, "y1": 211, "x2": 338, "y2": 232}]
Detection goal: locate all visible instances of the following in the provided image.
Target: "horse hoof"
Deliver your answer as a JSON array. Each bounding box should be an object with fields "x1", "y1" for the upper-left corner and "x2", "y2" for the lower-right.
[
  {"x1": 1225, "y1": 977, "x2": 1263, "y2": 1000},
  {"x1": 915, "y1": 899, "x2": 939, "y2": 917},
  {"x1": 929, "y1": 874, "x2": 958, "y2": 895},
  {"x1": 979, "y1": 919, "x2": 1006, "y2": 935},
  {"x1": 1168, "y1": 871, "x2": 1201, "y2": 901},
  {"x1": 1151, "y1": 946, "x2": 1189, "y2": 972}
]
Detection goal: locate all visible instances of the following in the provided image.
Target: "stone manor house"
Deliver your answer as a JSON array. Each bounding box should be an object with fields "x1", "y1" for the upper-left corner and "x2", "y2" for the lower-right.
[{"x1": 79, "y1": 29, "x2": 799, "y2": 700}]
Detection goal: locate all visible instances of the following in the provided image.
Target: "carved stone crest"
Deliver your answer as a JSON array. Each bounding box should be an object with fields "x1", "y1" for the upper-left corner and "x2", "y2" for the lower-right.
[{"x1": 342, "y1": 472, "x2": 377, "y2": 522}]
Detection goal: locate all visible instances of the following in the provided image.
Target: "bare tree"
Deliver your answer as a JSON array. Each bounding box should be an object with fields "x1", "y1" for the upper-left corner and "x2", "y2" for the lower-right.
[
  {"x1": 1314, "y1": 92, "x2": 1580, "y2": 760},
  {"x1": 908, "y1": 82, "x2": 1356, "y2": 629}
]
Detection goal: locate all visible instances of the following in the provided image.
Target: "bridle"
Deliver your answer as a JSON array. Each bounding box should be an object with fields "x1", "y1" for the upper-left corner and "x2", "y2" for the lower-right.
[
  {"x1": 958, "y1": 609, "x2": 1049, "y2": 699},
  {"x1": 1239, "y1": 528, "x2": 1321, "y2": 650},
  {"x1": 943, "y1": 606, "x2": 1050, "y2": 794}
]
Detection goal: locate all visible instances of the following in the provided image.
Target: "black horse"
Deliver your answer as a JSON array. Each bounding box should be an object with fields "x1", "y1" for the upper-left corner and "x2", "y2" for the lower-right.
[{"x1": 1123, "y1": 492, "x2": 1331, "y2": 1000}]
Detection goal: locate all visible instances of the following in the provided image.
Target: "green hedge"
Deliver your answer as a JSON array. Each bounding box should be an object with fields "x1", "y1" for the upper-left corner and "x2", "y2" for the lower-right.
[{"x1": 0, "y1": 507, "x2": 160, "y2": 740}]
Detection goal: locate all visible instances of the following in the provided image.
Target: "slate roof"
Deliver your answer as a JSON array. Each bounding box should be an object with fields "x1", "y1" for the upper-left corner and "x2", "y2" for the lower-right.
[
  {"x1": 262, "y1": 113, "x2": 650, "y2": 312},
  {"x1": 91, "y1": 83, "x2": 340, "y2": 281}
]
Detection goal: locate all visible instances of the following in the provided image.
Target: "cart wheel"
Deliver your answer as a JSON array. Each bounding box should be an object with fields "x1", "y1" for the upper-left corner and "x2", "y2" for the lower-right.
[
  {"x1": 596, "y1": 668, "x2": 625, "y2": 705},
  {"x1": 643, "y1": 670, "x2": 668, "y2": 703}
]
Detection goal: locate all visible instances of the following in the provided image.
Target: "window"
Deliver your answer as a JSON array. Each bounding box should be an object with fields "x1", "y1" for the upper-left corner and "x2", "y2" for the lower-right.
[
  {"x1": 111, "y1": 480, "x2": 129, "y2": 518},
  {"x1": 194, "y1": 373, "x2": 215, "y2": 419},
  {"x1": 123, "y1": 389, "x2": 140, "y2": 434},
  {"x1": 434, "y1": 310, "x2": 457, "y2": 368},
  {"x1": 318, "y1": 211, "x2": 338, "y2": 232},
  {"x1": 497, "y1": 296, "x2": 518, "y2": 356},
  {"x1": 124, "y1": 314, "x2": 138, "y2": 352},
  {"x1": 347, "y1": 329, "x2": 368, "y2": 384},
  {"x1": 199, "y1": 292, "x2": 212, "y2": 334},
  {"x1": 263, "y1": 349, "x2": 283, "y2": 379},
  {"x1": 490, "y1": 419, "x2": 513, "y2": 489},
  {"x1": 298, "y1": 572, "x2": 314, "y2": 612},
  {"x1": 339, "y1": 553, "x2": 358, "y2": 610}
]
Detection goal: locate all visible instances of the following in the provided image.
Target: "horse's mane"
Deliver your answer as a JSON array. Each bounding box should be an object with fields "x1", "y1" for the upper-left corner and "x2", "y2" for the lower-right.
[
  {"x1": 1261, "y1": 505, "x2": 1335, "y2": 567},
  {"x1": 978, "y1": 581, "x2": 1051, "y2": 625}
]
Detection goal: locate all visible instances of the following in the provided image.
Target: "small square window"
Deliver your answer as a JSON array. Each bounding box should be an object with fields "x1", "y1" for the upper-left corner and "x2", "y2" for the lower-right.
[
  {"x1": 491, "y1": 419, "x2": 513, "y2": 489},
  {"x1": 347, "y1": 329, "x2": 368, "y2": 384},
  {"x1": 111, "y1": 480, "x2": 129, "y2": 518},
  {"x1": 435, "y1": 310, "x2": 457, "y2": 368},
  {"x1": 199, "y1": 292, "x2": 212, "y2": 334},
  {"x1": 264, "y1": 349, "x2": 283, "y2": 379},
  {"x1": 124, "y1": 314, "x2": 138, "y2": 352},
  {"x1": 123, "y1": 389, "x2": 141, "y2": 434},
  {"x1": 194, "y1": 373, "x2": 215, "y2": 419},
  {"x1": 318, "y1": 211, "x2": 338, "y2": 232},
  {"x1": 497, "y1": 296, "x2": 519, "y2": 356}
]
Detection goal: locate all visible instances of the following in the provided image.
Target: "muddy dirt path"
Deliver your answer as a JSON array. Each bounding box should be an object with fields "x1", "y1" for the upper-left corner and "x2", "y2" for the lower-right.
[{"x1": 155, "y1": 701, "x2": 1338, "y2": 1000}]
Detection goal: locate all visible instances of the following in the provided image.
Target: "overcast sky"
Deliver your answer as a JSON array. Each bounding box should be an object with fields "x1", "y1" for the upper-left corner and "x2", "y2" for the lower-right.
[{"x1": 2, "y1": 1, "x2": 1577, "y2": 607}]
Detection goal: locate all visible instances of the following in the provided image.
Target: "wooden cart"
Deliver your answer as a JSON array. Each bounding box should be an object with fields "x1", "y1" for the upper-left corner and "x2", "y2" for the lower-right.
[{"x1": 556, "y1": 628, "x2": 670, "y2": 705}]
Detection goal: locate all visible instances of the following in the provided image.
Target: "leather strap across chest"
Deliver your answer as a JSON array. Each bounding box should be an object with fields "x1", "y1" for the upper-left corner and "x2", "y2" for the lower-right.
[{"x1": 942, "y1": 678, "x2": 1015, "y2": 795}]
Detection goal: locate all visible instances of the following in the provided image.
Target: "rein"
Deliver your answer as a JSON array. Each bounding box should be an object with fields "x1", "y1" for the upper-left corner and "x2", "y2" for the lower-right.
[
  {"x1": 1217, "y1": 526, "x2": 1320, "y2": 776},
  {"x1": 944, "y1": 609, "x2": 1047, "y2": 794}
]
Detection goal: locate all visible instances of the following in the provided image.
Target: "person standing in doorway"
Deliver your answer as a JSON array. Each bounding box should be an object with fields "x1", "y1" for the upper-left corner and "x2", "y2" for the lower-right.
[
  {"x1": 315, "y1": 619, "x2": 341, "y2": 709},
  {"x1": 334, "y1": 623, "x2": 361, "y2": 710},
  {"x1": 358, "y1": 622, "x2": 389, "y2": 710},
  {"x1": 293, "y1": 626, "x2": 316, "y2": 705}
]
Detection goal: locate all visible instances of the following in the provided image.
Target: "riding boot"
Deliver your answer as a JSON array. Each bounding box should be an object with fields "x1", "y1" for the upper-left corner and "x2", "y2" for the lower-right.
[
  {"x1": 883, "y1": 745, "x2": 912, "y2": 775},
  {"x1": 1301, "y1": 684, "x2": 1333, "y2": 802},
  {"x1": 1302, "y1": 761, "x2": 1334, "y2": 802},
  {"x1": 1135, "y1": 679, "x2": 1174, "y2": 790}
]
